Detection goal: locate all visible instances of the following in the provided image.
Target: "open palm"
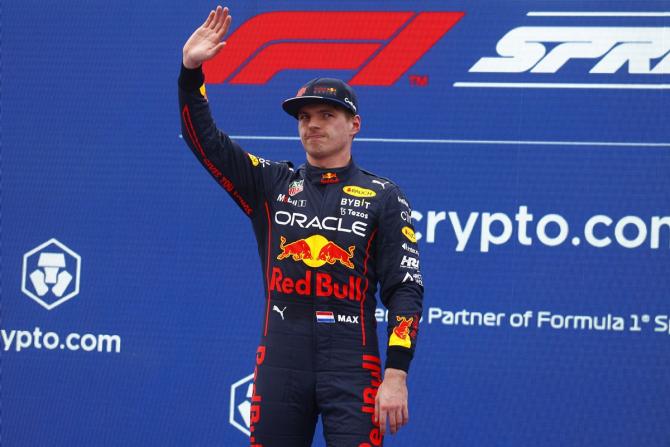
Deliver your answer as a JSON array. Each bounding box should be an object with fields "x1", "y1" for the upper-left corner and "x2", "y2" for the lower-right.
[{"x1": 183, "y1": 6, "x2": 232, "y2": 69}]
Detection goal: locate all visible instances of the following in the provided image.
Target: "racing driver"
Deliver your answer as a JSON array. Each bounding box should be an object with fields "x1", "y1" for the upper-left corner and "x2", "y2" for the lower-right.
[{"x1": 179, "y1": 6, "x2": 423, "y2": 446}]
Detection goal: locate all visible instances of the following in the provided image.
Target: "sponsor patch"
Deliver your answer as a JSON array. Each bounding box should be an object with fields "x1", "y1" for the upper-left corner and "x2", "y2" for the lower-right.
[
  {"x1": 277, "y1": 194, "x2": 306, "y2": 207},
  {"x1": 402, "y1": 226, "x2": 417, "y2": 243},
  {"x1": 321, "y1": 172, "x2": 339, "y2": 184},
  {"x1": 277, "y1": 235, "x2": 355, "y2": 269},
  {"x1": 400, "y1": 255, "x2": 420, "y2": 270},
  {"x1": 402, "y1": 271, "x2": 423, "y2": 286},
  {"x1": 343, "y1": 185, "x2": 377, "y2": 198},
  {"x1": 288, "y1": 180, "x2": 304, "y2": 196},
  {"x1": 389, "y1": 316, "x2": 414, "y2": 348}
]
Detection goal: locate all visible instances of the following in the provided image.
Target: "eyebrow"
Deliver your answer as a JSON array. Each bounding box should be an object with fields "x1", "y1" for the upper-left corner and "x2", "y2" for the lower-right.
[{"x1": 299, "y1": 107, "x2": 337, "y2": 115}]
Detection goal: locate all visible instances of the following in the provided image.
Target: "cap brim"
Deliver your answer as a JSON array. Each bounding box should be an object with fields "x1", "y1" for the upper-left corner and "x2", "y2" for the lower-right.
[{"x1": 282, "y1": 96, "x2": 355, "y2": 118}]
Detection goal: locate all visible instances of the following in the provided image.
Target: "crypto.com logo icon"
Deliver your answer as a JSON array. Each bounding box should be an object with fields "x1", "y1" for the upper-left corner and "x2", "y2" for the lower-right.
[
  {"x1": 229, "y1": 373, "x2": 255, "y2": 437},
  {"x1": 203, "y1": 11, "x2": 464, "y2": 85},
  {"x1": 22, "y1": 238, "x2": 81, "y2": 310}
]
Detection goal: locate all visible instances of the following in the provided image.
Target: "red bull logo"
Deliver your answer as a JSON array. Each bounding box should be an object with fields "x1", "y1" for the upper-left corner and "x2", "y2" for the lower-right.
[
  {"x1": 321, "y1": 172, "x2": 339, "y2": 184},
  {"x1": 269, "y1": 267, "x2": 363, "y2": 301},
  {"x1": 389, "y1": 316, "x2": 414, "y2": 348},
  {"x1": 360, "y1": 355, "x2": 383, "y2": 447},
  {"x1": 277, "y1": 235, "x2": 355, "y2": 269}
]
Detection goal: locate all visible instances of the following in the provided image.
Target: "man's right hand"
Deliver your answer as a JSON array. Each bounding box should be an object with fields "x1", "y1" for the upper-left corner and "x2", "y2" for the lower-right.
[{"x1": 182, "y1": 5, "x2": 232, "y2": 69}]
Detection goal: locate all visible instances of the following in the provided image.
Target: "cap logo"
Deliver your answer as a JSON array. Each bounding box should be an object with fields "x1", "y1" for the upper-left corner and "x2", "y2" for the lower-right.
[
  {"x1": 344, "y1": 97, "x2": 357, "y2": 112},
  {"x1": 314, "y1": 86, "x2": 338, "y2": 96},
  {"x1": 296, "y1": 87, "x2": 307, "y2": 97}
]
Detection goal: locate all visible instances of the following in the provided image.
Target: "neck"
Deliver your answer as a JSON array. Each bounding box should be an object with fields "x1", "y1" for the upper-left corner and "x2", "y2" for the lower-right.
[{"x1": 306, "y1": 149, "x2": 352, "y2": 169}]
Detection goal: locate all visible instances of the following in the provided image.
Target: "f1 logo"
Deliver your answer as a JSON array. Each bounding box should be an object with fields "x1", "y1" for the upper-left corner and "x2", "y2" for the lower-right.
[{"x1": 203, "y1": 11, "x2": 464, "y2": 85}]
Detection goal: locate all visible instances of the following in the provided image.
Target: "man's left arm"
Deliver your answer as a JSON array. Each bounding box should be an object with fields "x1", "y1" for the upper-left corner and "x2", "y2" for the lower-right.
[{"x1": 373, "y1": 184, "x2": 424, "y2": 436}]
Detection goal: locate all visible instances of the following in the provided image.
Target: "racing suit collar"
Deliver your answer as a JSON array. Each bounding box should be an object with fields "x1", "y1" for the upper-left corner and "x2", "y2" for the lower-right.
[{"x1": 303, "y1": 158, "x2": 357, "y2": 185}]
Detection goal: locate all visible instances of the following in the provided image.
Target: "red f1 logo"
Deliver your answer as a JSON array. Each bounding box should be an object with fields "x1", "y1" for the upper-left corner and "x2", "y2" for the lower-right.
[{"x1": 203, "y1": 11, "x2": 464, "y2": 86}]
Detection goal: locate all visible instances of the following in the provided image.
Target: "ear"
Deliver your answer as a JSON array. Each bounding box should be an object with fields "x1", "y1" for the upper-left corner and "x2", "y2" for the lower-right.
[{"x1": 350, "y1": 115, "x2": 361, "y2": 137}]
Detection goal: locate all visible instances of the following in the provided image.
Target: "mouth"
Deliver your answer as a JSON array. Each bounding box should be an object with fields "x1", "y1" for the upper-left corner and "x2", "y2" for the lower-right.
[{"x1": 306, "y1": 134, "x2": 326, "y2": 140}]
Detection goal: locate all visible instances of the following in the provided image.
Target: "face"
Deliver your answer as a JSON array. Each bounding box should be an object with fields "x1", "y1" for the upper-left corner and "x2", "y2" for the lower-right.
[{"x1": 297, "y1": 102, "x2": 360, "y2": 163}]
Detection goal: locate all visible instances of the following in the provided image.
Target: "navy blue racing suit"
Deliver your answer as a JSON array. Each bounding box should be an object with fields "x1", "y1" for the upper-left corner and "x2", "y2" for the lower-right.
[{"x1": 178, "y1": 64, "x2": 423, "y2": 447}]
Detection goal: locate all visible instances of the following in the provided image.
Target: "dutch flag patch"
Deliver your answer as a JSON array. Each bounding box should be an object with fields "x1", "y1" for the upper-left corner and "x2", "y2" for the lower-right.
[{"x1": 316, "y1": 311, "x2": 335, "y2": 323}]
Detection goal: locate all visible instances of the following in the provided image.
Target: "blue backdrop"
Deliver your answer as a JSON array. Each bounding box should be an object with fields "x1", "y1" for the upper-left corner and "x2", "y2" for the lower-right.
[{"x1": 3, "y1": 1, "x2": 669, "y2": 445}]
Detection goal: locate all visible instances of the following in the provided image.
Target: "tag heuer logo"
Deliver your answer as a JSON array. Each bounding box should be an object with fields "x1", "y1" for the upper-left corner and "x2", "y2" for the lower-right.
[{"x1": 288, "y1": 180, "x2": 304, "y2": 197}]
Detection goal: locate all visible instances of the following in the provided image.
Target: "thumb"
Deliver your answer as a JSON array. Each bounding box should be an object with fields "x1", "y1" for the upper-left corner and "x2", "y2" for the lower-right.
[{"x1": 214, "y1": 42, "x2": 226, "y2": 53}]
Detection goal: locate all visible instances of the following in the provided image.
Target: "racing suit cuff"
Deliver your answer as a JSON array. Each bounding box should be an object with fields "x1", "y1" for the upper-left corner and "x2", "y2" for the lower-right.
[
  {"x1": 385, "y1": 347, "x2": 413, "y2": 373},
  {"x1": 179, "y1": 63, "x2": 205, "y2": 92}
]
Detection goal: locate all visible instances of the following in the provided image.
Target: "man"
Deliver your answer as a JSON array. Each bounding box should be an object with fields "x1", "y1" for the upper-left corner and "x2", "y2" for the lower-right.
[{"x1": 179, "y1": 6, "x2": 423, "y2": 446}]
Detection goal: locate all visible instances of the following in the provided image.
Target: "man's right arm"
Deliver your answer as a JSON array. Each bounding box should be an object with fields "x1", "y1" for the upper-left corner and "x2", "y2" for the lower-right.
[
  {"x1": 178, "y1": 6, "x2": 266, "y2": 217},
  {"x1": 179, "y1": 63, "x2": 261, "y2": 217}
]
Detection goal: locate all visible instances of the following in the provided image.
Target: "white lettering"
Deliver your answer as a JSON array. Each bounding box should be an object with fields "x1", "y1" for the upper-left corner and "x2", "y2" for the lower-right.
[
  {"x1": 615, "y1": 216, "x2": 647, "y2": 249},
  {"x1": 1, "y1": 330, "x2": 15, "y2": 351},
  {"x1": 515, "y1": 206, "x2": 533, "y2": 245},
  {"x1": 480, "y1": 212, "x2": 513, "y2": 252},
  {"x1": 650, "y1": 216, "x2": 670, "y2": 249},
  {"x1": 426, "y1": 211, "x2": 446, "y2": 243},
  {"x1": 274, "y1": 212, "x2": 367, "y2": 237},
  {"x1": 449, "y1": 211, "x2": 478, "y2": 252},
  {"x1": 584, "y1": 215, "x2": 613, "y2": 247},
  {"x1": 536, "y1": 214, "x2": 569, "y2": 247},
  {"x1": 470, "y1": 27, "x2": 670, "y2": 74}
]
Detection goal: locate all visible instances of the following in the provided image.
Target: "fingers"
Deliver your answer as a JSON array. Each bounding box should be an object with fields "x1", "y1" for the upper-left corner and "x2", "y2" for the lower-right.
[
  {"x1": 388, "y1": 410, "x2": 398, "y2": 435},
  {"x1": 402, "y1": 403, "x2": 409, "y2": 426},
  {"x1": 378, "y1": 408, "x2": 387, "y2": 436},
  {"x1": 218, "y1": 14, "x2": 232, "y2": 38},
  {"x1": 374, "y1": 394, "x2": 380, "y2": 428},
  {"x1": 203, "y1": 10, "x2": 215, "y2": 28}
]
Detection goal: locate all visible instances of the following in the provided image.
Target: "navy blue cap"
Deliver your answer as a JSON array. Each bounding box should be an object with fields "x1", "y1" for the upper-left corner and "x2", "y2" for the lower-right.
[{"x1": 282, "y1": 77, "x2": 359, "y2": 118}]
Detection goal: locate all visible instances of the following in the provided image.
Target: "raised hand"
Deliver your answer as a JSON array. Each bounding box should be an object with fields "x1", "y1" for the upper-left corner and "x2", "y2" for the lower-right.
[{"x1": 182, "y1": 6, "x2": 232, "y2": 69}]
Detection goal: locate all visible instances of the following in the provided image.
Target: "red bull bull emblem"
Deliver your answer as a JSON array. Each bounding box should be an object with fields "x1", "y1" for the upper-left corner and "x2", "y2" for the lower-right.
[
  {"x1": 389, "y1": 316, "x2": 414, "y2": 348},
  {"x1": 277, "y1": 235, "x2": 355, "y2": 269},
  {"x1": 321, "y1": 172, "x2": 339, "y2": 184}
]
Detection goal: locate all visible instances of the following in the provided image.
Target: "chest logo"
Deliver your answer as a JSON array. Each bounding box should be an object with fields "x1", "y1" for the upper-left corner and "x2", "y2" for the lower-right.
[
  {"x1": 321, "y1": 172, "x2": 339, "y2": 184},
  {"x1": 343, "y1": 185, "x2": 376, "y2": 198},
  {"x1": 277, "y1": 235, "x2": 355, "y2": 269},
  {"x1": 288, "y1": 180, "x2": 304, "y2": 196}
]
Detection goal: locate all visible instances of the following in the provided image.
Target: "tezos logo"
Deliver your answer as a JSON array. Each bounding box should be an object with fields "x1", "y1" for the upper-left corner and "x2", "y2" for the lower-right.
[
  {"x1": 22, "y1": 238, "x2": 81, "y2": 310},
  {"x1": 229, "y1": 373, "x2": 255, "y2": 437}
]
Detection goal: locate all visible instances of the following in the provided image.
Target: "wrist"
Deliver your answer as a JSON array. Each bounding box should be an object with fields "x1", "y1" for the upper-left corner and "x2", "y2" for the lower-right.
[
  {"x1": 182, "y1": 55, "x2": 201, "y2": 70},
  {"x1": 384, "y1": 368, "x2": 408, "y2": 381}
]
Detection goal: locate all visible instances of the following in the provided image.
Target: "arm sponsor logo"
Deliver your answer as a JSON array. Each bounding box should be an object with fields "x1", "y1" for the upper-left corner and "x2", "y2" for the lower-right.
[
  {"x1": 402, "y1": 242, "x2": 419, "y2": 256},
  {"x1": 401, "y1": 226, "x2": 417, "y2": 243},
  {"x1": 247, "y1": 152, "x2": 271, "y2": 168},
  {"x1": 389, "y1": 316, "x2": 415, "y2": 348},
  {"x1": 402, "y1": 271, "x2": 424, "y2": 286},
  {"x1": 400, "y1": 255, "x2": 420, "y2": 270}
]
